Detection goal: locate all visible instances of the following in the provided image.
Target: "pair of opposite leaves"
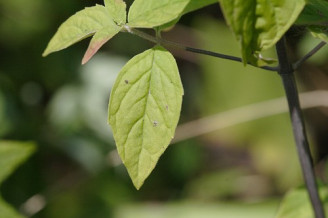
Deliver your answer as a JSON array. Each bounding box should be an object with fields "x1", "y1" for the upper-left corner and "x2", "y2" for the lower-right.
[{"x1": 43, "y1": 0, "x2": 310, "y2": 189}]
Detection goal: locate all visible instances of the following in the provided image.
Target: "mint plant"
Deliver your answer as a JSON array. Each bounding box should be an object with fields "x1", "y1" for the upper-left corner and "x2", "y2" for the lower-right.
[{"x1": 43, "y1": 0, "x2": 328, "y2": 217}]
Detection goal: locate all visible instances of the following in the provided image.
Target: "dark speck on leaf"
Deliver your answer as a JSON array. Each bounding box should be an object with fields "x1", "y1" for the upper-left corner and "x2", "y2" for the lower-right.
[
  {"x1": 125, "y1": 80, "x2": 129, "y2": 84},
  {"x1": 153, "y1": 121, "x2": 158, "y2": 127}
]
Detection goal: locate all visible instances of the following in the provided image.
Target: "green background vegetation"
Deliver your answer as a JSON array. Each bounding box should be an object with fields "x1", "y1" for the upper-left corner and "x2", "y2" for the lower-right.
[{"x1": 1, "y1": 0, "x2": 328, "y2": 217}]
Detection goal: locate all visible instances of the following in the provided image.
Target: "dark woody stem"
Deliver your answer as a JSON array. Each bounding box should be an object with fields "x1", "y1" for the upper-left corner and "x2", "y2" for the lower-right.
[{"x1": 276, "y1": 37, "x2": 325, "y2": 218}]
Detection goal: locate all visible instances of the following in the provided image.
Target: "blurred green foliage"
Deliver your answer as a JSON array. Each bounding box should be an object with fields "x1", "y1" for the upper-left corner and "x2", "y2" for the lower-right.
[
  {"x1": 1, "y1": 0, "x2": 328, "y2": 217},
  {"x1": 0, "y1": 141, "x2": 35, "y2": 218},
  {"x1": 276, "y1": 185, "x2": 328, "y2": 218}
]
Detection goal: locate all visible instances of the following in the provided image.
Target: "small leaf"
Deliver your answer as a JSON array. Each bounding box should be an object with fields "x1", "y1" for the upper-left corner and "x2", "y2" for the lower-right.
[
  {"x1": 308, "y1": 26, "x2": 328, "y2": 43},
  {"x1": 159, "y1": 0, "x2": 218, "y2": 30},
  {"x1": 275, "y1": 185, "x2": 328, "y2": 218},
  {"x1": 296, "y1": 0, "x2": 328, "y2": 26},
  {"x1": 43, "y1": 4, "x2": 125, "y2": 64},
  {"x1": 128, "y1": 0, "x2": 190, "y2": 28},
  {"x1": 220, "y1": 0, "x2": 306, "y2": 65},
  {"x1": 108, "y1": 46, "x2": 183, "y2": 189}
]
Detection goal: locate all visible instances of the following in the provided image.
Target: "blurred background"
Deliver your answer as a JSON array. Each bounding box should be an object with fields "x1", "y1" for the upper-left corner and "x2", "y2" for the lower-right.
[{"x1": 1, "y1": 0, "x2": 328, "y2": 217}]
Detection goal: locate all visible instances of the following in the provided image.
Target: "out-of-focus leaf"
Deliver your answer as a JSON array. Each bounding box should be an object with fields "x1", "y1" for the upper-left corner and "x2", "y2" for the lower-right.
[
  {"x1": 0, "y1": 141, "x2": 36, "y2": 218},
  {"x1": 194, "y1": 18, "x2": 300, "y2": 191},
  {"x1": 219, "y1": 0, "x2": 306, "y2": 65},
  {"x1": 275, "y1": 185, "x2": 328, "y2": 218},
  {"x1": 0, "y1": 197, "x2": 24, "y2": 218},
  {"x1": 0, "y1": 141, "x2": 36, "y2": 183},
  {"x1": 127, "y1": 0, "x2": 189, "y2": 28},
  {"x1": 108, "y1": 46, "x2": 183, "y2": 189},
  {"x1": 114, "y1": 201, "x2": 279, "y2": 218},
  {"x1": 298, "y1": 30, "x2": 328, "y2": 65},
  {"x1": 296, "y1": 0, "x2": 328, "y2": 25},
  {"x1": 43, "y1": 4, "x2": 124, "y2": 64},
  {"x1": 159, "y1": 0, "x2": 218, "y2": 30},
  {"x1": 308, "y1": 26, "x2": 328, "y2": 42}
]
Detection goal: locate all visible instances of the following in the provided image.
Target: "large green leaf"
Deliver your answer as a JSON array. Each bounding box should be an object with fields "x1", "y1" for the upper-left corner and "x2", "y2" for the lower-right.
[
  {"x1": 43, "y1": 2, "x2": 126, "y2": 64},
  {"x1": 182, "y1": 0, "x2": 217, "y2": 15},
  {"x1": 219, "y1": 0, "x2": 306, "y2": 65},
  {"x1": 275, "y1": 186, "x2": 328, "y2": 218},
  {"x1": 296, "y1": 0, "x2": 328, "y2": 25},
  {"x1": 0, "y1": 141, "x2": 36, "y2": 218},
  {"x1": 127, "y1": 0, "x2": 190, "y2": 28},
  {"x1": 108, "y1": 46, "x2": 183, "y2": 189}
]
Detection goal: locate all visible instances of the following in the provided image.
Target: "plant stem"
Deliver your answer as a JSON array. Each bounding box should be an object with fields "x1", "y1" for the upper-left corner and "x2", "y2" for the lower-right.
[
  {"x1": 123, "y1": 25, "x2": 278, "y2": 71},
  {"x1": 276, "y1": 37, "x2": 325, "y2": 218},
  {"x1": 293, "y1": 41, "x2": 327, "y2": 70}
]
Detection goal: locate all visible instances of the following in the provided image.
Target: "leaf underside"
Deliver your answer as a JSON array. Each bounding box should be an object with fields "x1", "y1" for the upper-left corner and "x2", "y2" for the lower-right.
[
  {"x1": 108, "y1": 46, "x2": 183, "y2": 189},
  {"x1": 159, "y1": 0, "x2": 218, "y2": 30},
  {"x1": 296, "y1": 0, "x2": 328, "y2": 26},
  {"x1": 220, "y1": 0, "x2": 306, "y2": 65}
]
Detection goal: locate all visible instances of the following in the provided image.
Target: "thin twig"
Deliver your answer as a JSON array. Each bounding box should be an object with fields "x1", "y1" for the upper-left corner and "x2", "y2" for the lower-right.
[
  {"x1": 123, "y1": 25, "x2": 278, "y2": 72},
  {"x1": 173, "y1": 90, "x2": 328, "y2": 143},
  {"x1": 293, "y1": 41, "x2": 327, "y2": 70},
  {"x1": 276, "y1": 37, "x2": 325, "y2": 218}
]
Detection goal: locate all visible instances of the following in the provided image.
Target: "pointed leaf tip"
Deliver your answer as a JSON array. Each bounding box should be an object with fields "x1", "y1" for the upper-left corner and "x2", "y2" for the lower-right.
[{"x1": 108, "y1": 46, "x2": 183, "y2": 189}]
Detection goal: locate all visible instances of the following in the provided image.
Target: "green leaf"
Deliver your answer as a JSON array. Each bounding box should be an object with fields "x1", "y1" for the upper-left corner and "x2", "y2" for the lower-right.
[
  {"x1": 159, "y1": 0, "x2": 218, "y2": 30},
  {"x1": 308, "y1": 26, "x2": 328, "y2": 42},
  {"x1": 296, "y1": 0, "x2": 328, "y2": 25},
  {"x1": 43, "y1": 3, "x2": 125, "y2": 64},
  {"x1": 0, "y1": 141, "x2": 36, "y2": 183},
  {"x1": 108, "y1": 46, "x2": 183, "y2": 189},
  {"x1": 0, "y1": 141, "x2": 36, "y2": 218},
  {"x1": 127, "y1": 0, "x2": 190, "y2": 28},
  {"x1": 104, "y1": 0, "x2": 127, "y2": 26},
  {"x1": 182, "y1": 0, "x2": 217, "y2": 15},
  {"x1": 220, "y1": 0, "x2": 306, "y2": 65},
  {"x1": 275, "y1": 185, "x2": 328, "y2": 218},
  {"x1": 0, "y1": 197, "x2": 24, "y2": 218}
]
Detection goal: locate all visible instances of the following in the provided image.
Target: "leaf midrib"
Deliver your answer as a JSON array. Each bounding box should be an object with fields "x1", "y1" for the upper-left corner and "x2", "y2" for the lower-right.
[{"x1": 136, "y1": 50, "x2": 155, "y2": 185}]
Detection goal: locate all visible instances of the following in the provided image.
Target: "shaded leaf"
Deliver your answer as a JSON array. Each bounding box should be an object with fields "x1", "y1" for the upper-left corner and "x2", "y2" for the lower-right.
[
  {"x1": 275, "y1": 185, "x2": 328, "y2": 218},
  {"x1": 43, "y1": 4, "x2": 124, "y2": 64},
  {"x1": 108, "y1": 46, "x2": 183, "y2": 189},
  {"x1": 308, "y1": 26, "x2": 328, "y2": 42},
  {"x1": 128, "y1": 0, "x2": 189, "y2": 28},
  {"x1": 0, "y1": 197, "x2": 24, "y2": 218},
  {"x1": 0, "y1": 141, "x2": 36, "y2": 218},
  {"x1": 296, "y1": 0, "x2": 328, "y2": 26},
  {"x1": 159, "y1": 0, "x2": 218, "y2": 31},
  {"x1": 220, "y1": 0, "x2": 306, "y2": 65}
]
